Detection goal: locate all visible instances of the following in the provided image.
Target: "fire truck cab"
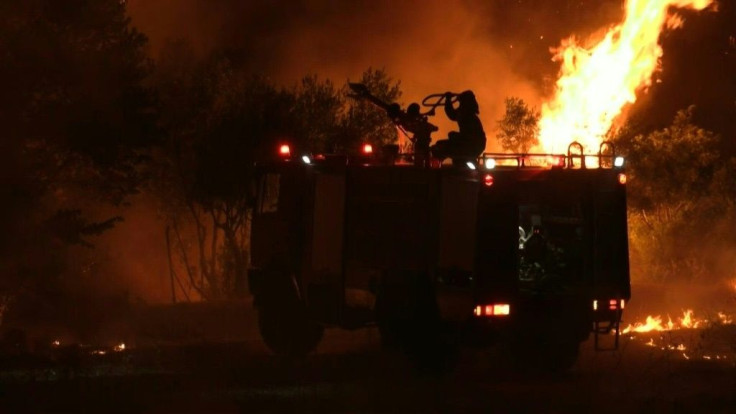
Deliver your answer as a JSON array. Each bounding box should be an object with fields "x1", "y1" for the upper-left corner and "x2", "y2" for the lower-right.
[{"x1": 248, "y1": 142, "x2": 630, "y2": 371}]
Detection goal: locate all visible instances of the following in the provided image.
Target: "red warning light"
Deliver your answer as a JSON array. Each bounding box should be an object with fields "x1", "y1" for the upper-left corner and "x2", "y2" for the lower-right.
[
  {"x1": 473, "y1": 303, "x2": 511, "y2": 317},
  {"x1": 484, "y1": 174, "x2": 494, "y2": 187},
  {"x1": 593, "y1": 298, "x2": 625, "y2": 311},
  {"x1": 617, "y1": 173, "x2": 627, "y2": 185},
  {"x1": 362, "y1": 143, "x2": 373, "y2": 154},
  {"x1": 279, "y1": 144, "x2": 291, "y2": 157},
  {"x1": 493, "y1": 304, "x2": 510, "y2": 315}
]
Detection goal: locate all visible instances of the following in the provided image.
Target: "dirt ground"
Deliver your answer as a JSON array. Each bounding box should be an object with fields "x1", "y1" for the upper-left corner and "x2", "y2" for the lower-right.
[{"x1": 0, "y1": 287, "x2": 735, "y2": 413}]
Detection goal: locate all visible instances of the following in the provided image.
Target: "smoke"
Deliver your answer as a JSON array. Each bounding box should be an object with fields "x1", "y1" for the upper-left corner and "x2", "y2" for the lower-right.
[
  {"x1": 126, "y1": 0, "x2": 558, "y2": 149},
  {"x1": 68, "y1": 195, "x2": 171, "y2": 305}
]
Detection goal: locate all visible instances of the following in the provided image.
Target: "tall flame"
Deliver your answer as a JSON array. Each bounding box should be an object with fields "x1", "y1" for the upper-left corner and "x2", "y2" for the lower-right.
[{"x1": 537, "y1": 0, "x2": 713, "y2": 153}]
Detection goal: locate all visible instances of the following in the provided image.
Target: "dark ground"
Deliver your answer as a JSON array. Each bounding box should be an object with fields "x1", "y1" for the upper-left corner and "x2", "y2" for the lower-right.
[{"x1": 1, "y1": 296, "x2": 735, "y2": 413}]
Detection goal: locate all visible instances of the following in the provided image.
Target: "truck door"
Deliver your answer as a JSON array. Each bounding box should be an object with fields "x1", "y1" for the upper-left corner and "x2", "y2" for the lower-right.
[{"x1": 251, "y1": 166, "x2": 305, "y2": 272}]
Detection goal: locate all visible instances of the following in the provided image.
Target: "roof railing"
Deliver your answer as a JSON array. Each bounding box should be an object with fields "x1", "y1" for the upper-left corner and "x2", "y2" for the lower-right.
[
  {"x1": 266, "y1": 140, "x2": 623, "y2": 170},
  {"x1": 480, "y1": 140, "x2": 621, "y2": 170}
]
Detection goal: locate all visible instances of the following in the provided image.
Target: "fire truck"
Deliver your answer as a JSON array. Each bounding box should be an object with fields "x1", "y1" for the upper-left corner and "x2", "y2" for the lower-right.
[{"x1": 248, "y1": 103, "x2": 630, "y2": 372}]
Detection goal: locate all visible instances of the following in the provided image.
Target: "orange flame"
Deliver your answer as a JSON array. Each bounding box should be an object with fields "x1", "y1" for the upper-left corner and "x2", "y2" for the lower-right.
[
  {"x1": 537, "y1": 0, "x2": 713, "y2": 153},
  {"x1": 623, "y1": 315, "x2": 668, "y2": 333},
  {"x1": 680, "y1": 309, "x2": 699, "y2": 329},
  {"x1": 622, "y1": 309, "x2": 733, "y2": 334},
  {"x1": 718, "y1": 312, "x2": 733, "y2": 325}
]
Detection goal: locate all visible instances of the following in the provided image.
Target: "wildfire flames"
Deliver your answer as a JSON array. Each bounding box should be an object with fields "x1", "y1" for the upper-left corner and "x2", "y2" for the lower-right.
[
  {"x1": 621, "y1": 309, "x2": 719, "y2": 333},
  {"x1": 622, "y1": 309, "x2": 735, "y2": 361},
  {"x1": 537, "y1": 0, "x2": 713, "y2": 154}
]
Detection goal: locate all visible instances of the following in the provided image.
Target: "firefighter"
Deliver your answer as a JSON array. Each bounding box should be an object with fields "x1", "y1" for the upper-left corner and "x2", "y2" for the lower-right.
[
  {"x1": 519, "y1": 226, "x2": 531, "y2": 250},
  {"x1": 403, "y1": 103, "x2": 437, "y2": 167},
  {"x1": 387, "y1": 102, "x2": 438, "y2": 167},
  {"x1": 431, "y1": 90, "x2": 486, "y2": 164},
  {"x1": 524, "y1": 225, "x2": 546, "y2": 263},
  {"x1": 520, "y1": 225, "x2": 547, "y2": 281}
]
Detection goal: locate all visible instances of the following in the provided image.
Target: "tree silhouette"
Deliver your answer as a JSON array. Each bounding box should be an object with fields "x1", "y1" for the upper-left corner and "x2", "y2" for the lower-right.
[
  {"x1": 496, "y1": 97, "x2": 540, "y2": 153},
  {"x1": 0, "y1": 0, "x2": 157, "y2": 331},
  {"x1": 154, "y1": 48, "x2": 404, "y2": 299},
  {"x1": 620, "y1": 106, "x2": 720, "y2": 209},
  {"x1": 292, "y1": 75, "x2": 345, "y2": 154},
  {"x1": 615, "y1": 106, "x2": 736, "y2": 283},
  {"x1": 340, "y1": 68, "x2": 402, "y2": 152}
]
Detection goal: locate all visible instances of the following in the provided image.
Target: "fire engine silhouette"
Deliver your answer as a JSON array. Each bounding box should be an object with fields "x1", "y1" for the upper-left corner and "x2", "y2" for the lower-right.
[{"x1": 248, "y1": 86, "x2": 630, "y2": 371}]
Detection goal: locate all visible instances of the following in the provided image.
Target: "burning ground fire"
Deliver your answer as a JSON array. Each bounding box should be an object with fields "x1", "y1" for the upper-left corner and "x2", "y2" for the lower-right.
[
  {"x1": 622, "y1": 309, "x2": 733, "y2": 333},
  {"x1": 536, "y1": 0, "x2": 713, "y2": 154},
  {"x1": 51, "y1": 339, "x2": 128, "y2": 356},
  {"x1": 621, "y1": 309, "x2": 735, "y2": 361}
]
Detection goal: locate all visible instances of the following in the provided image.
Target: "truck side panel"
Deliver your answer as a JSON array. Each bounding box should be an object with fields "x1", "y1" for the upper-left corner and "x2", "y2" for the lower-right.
[
  {"x1": 310, "y1": 173, "x2": 345, "y2": 280},
  {"x1": 438, "y1": 176, "x2": 479, "y2": 272},
  {"x1": 344, "y1": 168, "x2": 438, "y2": 275},
  {"x1": 593, "y1": 176, "x2": 631, "y2": 300}
]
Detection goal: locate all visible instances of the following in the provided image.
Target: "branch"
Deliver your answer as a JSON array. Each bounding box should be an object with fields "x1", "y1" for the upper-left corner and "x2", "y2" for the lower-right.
[
  {"x1": 187, "y1": 201, "x2": 210, "y2": 294},
  {"x1": 208, "y1": 208, "x2": 221, "y2": 297},
  {"x1": 172, "y1": 216, "x2": 205, "y2": 298},
  {"x1": 641, "y1": 209, "x2": 655, "y2": 231},
  {"x1": 165, "y1": 226, "x2": 191, "y2": 302}
]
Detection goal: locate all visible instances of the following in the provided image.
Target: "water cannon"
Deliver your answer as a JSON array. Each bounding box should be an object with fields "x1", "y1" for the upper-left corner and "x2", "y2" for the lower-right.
[{"x1": 421, "y1": 92, "x2": 459, "y2": 115}]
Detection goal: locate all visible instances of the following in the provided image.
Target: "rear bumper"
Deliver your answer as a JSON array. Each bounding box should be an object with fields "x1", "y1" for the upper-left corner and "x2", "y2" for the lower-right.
[{"x1": 437, "y1": 288, "x2": 593, "y2": 344}]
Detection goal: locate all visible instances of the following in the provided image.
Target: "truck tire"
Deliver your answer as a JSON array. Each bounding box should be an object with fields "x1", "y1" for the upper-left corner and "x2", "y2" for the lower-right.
[{"x1": 256, "y1": 274, "x2": 323, "y2": 356}]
